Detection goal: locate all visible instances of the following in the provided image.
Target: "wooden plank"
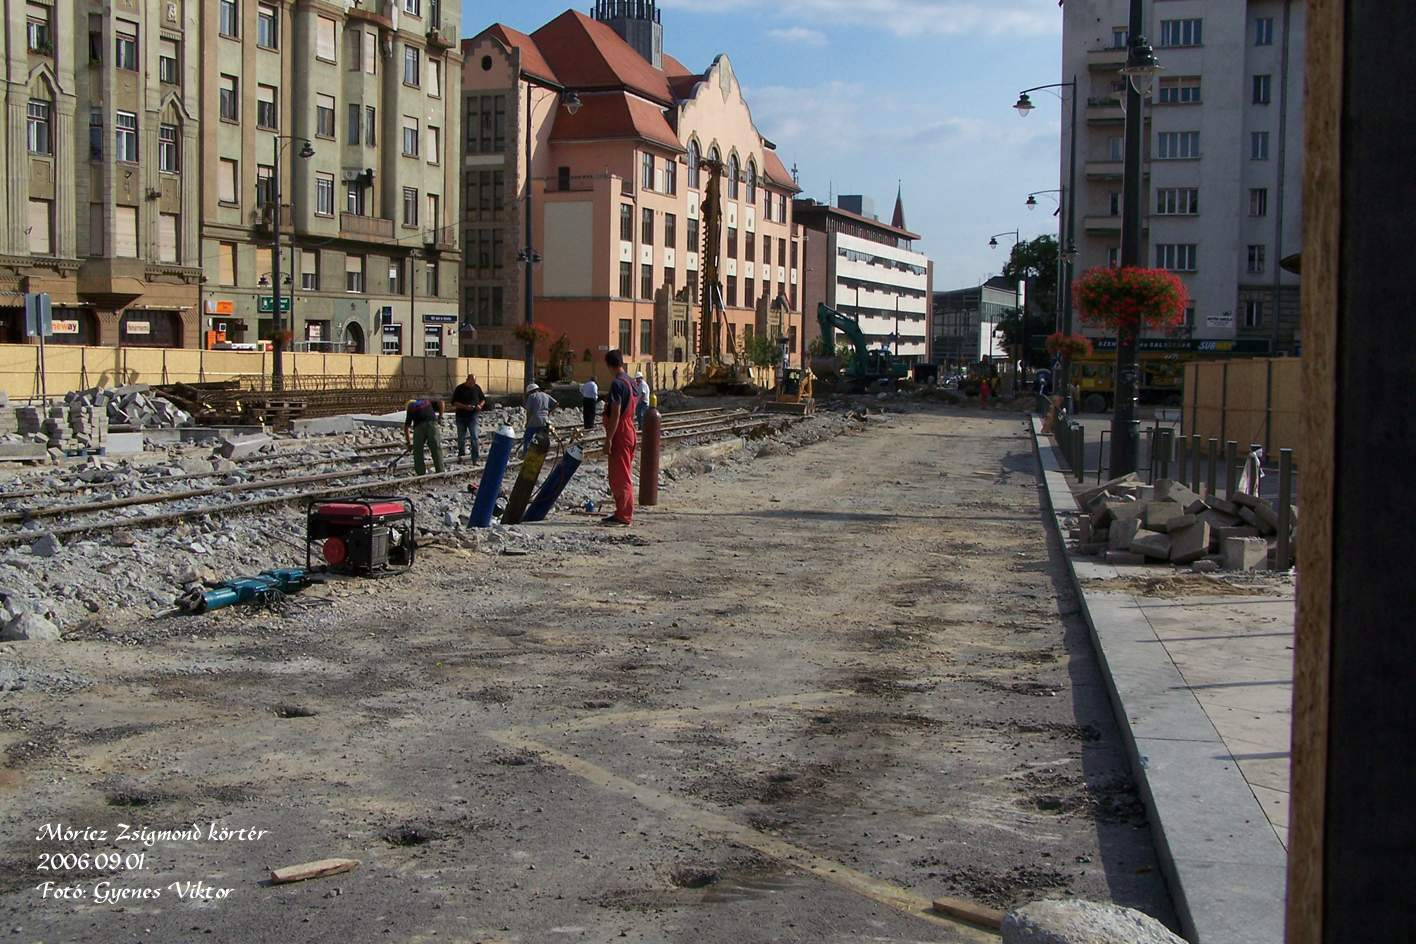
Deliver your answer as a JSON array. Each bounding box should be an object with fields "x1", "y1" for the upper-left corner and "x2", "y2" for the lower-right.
[
  {"x1": 930, "y1": 895, "x2": 1004, "y2": 930},
  {"x1": 268, "y1": 858, "x2": 359, "y2": 885}
]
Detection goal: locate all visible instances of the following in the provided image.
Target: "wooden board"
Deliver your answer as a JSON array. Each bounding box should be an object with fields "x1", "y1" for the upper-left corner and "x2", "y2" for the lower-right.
[{"x1": 268, "y1": 857, "x2": 359, "y2": 885}]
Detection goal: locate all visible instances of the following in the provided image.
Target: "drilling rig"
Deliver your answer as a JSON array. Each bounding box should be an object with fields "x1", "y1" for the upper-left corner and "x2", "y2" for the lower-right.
[{"x1": 684, "y1": 158, "x2": 757, "y2": 395}]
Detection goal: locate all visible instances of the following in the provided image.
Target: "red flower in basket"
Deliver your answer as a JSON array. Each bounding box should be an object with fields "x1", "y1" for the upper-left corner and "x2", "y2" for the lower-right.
[{"x1": 1073, "y1": 266, "x2": 1189, "y2": 332}]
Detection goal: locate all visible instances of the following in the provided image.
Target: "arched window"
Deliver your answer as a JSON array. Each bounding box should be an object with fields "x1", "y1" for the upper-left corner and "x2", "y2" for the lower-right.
[
  {"x1": 727, "y1": 154, "x2": 739, "y2": 200},
  {"x1": 687, "y1": 139, "x2": 700, "y2": 189},
  {"x1": 746, "y1": 159, "x2": 757, "y2": 204}
]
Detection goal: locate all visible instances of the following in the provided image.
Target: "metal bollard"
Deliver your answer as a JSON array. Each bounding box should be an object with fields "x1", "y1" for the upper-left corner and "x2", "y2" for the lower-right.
[
  {"x1": 1175, "y1": 435, "x2": 1187, "y2": 486},
  {"x1": 1075, "y1": 424, "x2": 1086, "y2": 483},
  {"x1": 1144, "y1": 427, "x2": 1155, "y2": 484},
  {"x1": 1207, "y1": 438, "x2": 1219, "y2": 498},
  {"x1": 639, "y1": 408, "x2": 662, "y2": 507},
  {"x1": 1225, "y1": 441, "x2": 1239, "y2": 498},
  {"x1": 1190, "y1": 435, "x2": 1202, "y2": 492},
  {"x1": 1276, "y1": 449, "x2": 1294, "y2": 570}
]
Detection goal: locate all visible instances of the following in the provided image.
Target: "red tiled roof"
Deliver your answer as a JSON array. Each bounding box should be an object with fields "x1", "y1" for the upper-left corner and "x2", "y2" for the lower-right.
[
  {"x1": 550, "y1": 92, "x2": 682, "y2": 152},
  {"x1": 661, "y1": 53, "x2": 695, "y2": 78},
  {"x1": 531, "y1": 11, "x2": 674, "y2": 106},
  {"x1": 763, "y1": 150, "x2": 800, "y2": 193},
  {"x1": 475, "y1": 24, "x2": 560, "y2": 85}
]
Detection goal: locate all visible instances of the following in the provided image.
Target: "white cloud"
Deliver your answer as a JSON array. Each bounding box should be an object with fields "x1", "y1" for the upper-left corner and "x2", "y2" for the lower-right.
[
  {"x1": 661, "y1": 0, "x2": 1058, "y2": 38},
  {"x1": 767, "y1": 26, "x2": 829, "y2": 46}
]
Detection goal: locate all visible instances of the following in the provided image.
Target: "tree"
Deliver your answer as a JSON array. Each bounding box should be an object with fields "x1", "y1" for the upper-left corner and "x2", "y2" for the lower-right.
[
  {"x1": 744, "y1": 332, "x2": 783, "y2": 368},
  {"x1": 997, "y1": 306, "x2": 1052, "y2": 369},
  {"x1": 1001, "y1": 234, "x2": 1060, "y2": 322}
]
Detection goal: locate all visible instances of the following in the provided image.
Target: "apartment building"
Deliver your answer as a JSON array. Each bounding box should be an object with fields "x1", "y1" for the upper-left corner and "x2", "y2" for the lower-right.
[
  {"x1": 198, "y1": 0, "x2": 461, "y2": 355},
  {"x1": 932, "y1": 277, "x2": 1018, "y2": 370},
  {"x1": 796, "y1": 191, "x2": 932, "y2": 365},
  {"x1": 1063, "y1": 0, "x2": 1304, "y2": 353},
  {"x1": 0, "y1": 0, "x2": 204, "y2": 346},
  {"x1": 460, "y1": 3, "x2": 805, "y2": 364}
]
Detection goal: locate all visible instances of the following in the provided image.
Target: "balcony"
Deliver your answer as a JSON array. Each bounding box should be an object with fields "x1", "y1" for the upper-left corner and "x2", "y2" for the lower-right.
[
  {"x1": 1087, "y1": 46, "x2": 1126, "y2": 71},
  {"x1": 1085, "y1": 160, "x2": 1123, "y2": 180},
  {"x1": 346, "y1": 2, "x2": 393, "y2": 30},
  {"x1": 1085, "y1": 97, "x2": 1124, "y2": 124},
  {"x1": 340, "y1": 213, "x2": 394, "y2": 242}
]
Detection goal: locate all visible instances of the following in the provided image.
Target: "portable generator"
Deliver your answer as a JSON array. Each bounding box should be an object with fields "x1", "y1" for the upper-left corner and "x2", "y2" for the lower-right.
[{"x1": 306, "y1": 497, "x2": 416, "y2": 576}]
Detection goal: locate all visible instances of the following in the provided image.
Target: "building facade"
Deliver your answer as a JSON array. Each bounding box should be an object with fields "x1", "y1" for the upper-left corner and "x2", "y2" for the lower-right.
[
  {"x1": 932, "y1": 277, "x2": 1017, "y2": 370},
  {"x1": 795, "y1": 193, "x2": 931, "y2": 365},
  {"x1": 460, "y1": 4, "x2": 805, "y2": 365},
  {"x1": 198, "y1": 0, "x2": 461, "y2": 355},
  {"x1": 1063, "y1": 0, "x2": 1304, "y2": 353},
  {"x1": 1, "y1": 0, "x2": 205, "y2": 346}
]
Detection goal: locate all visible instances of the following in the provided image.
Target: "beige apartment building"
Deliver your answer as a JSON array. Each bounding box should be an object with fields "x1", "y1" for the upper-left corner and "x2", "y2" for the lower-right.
[
  {"x1": 1, "y1": 0, "x2": 204, "y2": 346},
  {"x1": 198, "y1": 0, "x2": 462, "y2": 355}
]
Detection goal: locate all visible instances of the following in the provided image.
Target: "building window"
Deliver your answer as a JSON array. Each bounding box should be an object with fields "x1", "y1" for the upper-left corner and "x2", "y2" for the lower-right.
[
  {"x1": 619, "y1": 262, "x2": 632, "y2": 298},
  {"x1": 1156, "y1": 131, "x2": 1200, "y2": 159},
  {"x1": 347, "y1": 103, "x2": 361, "y2": 145},
  {"x1": 1155, "y1": 243, "x2": 1197, "y2": 272},
  {"x1": 427, "y1": 58, "x2": 441, "y2": 97},
  {"x1": 27, "y1": 199, "x2": 52, "y2": 255},
  {"x1": 687, "y1": 217, "x2": 700, "y2": 254},
  {"x1": 115, "y1": 111, "x2": 138, "y2": 163},
  {"x1": 778, "y1": 238, "x2": 786, "y2": 268},
  {"x1": 1244, "y1": 300, "x2": 1264, "y2": 328},
  {"x1": 641, "y1": 207, "x2": 654, "y2": 245},
  {"x1": 1251, "y1": 131, "x2": 1270, "y2": 160},
  {"x1": 26, "y1": 101, "x2": 51, "y2": 155},
  {"x1": 664, "y1": 266, "x2": 675, "y2": 291},
  {"x1": 382, "y1": 320, "x2": 402, "y2": 355},
  {"x1": 687, "y1": 139, "x2": 700, "y2": 189},
  {"x1": 664, "y1": 213, "x2": 676, "y2": 248},
  {"x1": 158, "y1": 213, "x2": 179, "y2": 264},
  {"x1": 219, "y1": 75, "x2": 239, "y2": 122},
  {"x1": 1252, "y1": 74, "x2": 1272, "y2": 105},
  {"x1": 1249, "y1": 188, "x2": 1269, "y2": 217},
  {"x1": 365, "y1": 105, "x2": 376, "y2": 147},
  {"x1": 301, "y1": 250, "x2": 319, "y2": 291},
  {"x1": 1158, "y1": 76, "x2": 1201, "y2": 104},
  {"x1": 158, "y1": 124, "x2": 180, "y2": 173},
  {"x1": 642, "y1": 152, "x2": 655, "y2": 192},
  {"x1": 346, "y1": 182, "x2": 366, "y2": 215},
  {"x1": 388, "y1": 259, "x2": 404, "y2": 294},
  {"x1": 219, "y1": 0, "x2": 240, "y2": 38},
  {"x1": 1107, "y1": 247, "x2": 1120, "y2": 268},
  {"x1": 403, "y1": 45, "x2": 420, "y2": 86},
  {"x1": 159, "y1": 38, "x2": 179, "y2": 84},
  {"x1": 426, "y1": 194, "x2": 439, "y2": 238},
  {"x1": 747, "y1": 160, "x2": 757, "y2": 204},
  {"x1": 640, "y1": 320, "x2": 652, "y2": 358},
  {"x1": 687, "y1": 269, "x2": 699, "y2": 301},
  {"x1": 746, "y1": 231, "x2": 756, "y2": 261},
  {"x1": 315, "y1": 16, "x2": 336, "y2": 61},
  {"x1": 115, "y1": 24, "x2": 139, "y2": 70},
  {"x1": 1108, "y1": 191, "x2": 1121, "y2": 216},
  {"x1": 464, "y1": 94, "x2": 507, "y2": 154},
  {"x1": 665, "y1": 157, "x2": 676, "y2": 195},
  {"x1": 257, "y1": 3, "x2": 278, "y2": 48},
  {"x1": 345, "y1": 255, "x2": 365, "y2": 293},
  {"x1": 641, "y1": 263, "x2": 653, "y2": 301},
  {"x1": 401, "y1": 116, "x2": 419, "y2": 156},
  {"x1": 745, "y1": 276, "x2": 756, "y2": 309},
  {"x1": 218, "y1": 241, "x2": 237, "y2": 285},
  {"x1": 402, "y1": 187, "x2": 418, "y2": 227},
  {"x1": 728, "y1": 226, "x2": 738, "y2": 258},
  {"x1": 1107, "y1": 135, "x2": 1123, "y2": 161},
  {"x1": 1155, "y1": 187, "x2": 1198, "y2": 215},
  {"x1": 727, "y1": 275, "x2": 737, "y2": 307},
  {"x1": 315, "y1": 173, "x2": 334, "y2": 216},
  {"x1": 1255, "y1": 17, "x2": 1275, "y2": 46},
  {"x1": 218, "y1": 157, "x2": 238, "y2": 203},
  {"x1": 727, "y1": 154, "x2": 740, "y2": 200},
  {"x1": 425, "y1": 260, "x2": 439, "y2": 297},
  {"x1": 1247, "y1": 244, "x2": 1267, "y2": 274},
  {"x1": 363, "y1": 30, "x2": 376, "y2": 75},
  {"x1": 255, "y1": 164, "x2": 275, "y2": 207},
  {"x1": 427, "y1": 125, "x2": 440, "y2": 163},
  {"x1": 619, "y1": 319, "x2": 633, "y2": 355},
  {"x1": 1159, "y1": 18, "x2": 1202, "y2": 47},
  {"x1": 316, "y1": 94, "x2": 335, "y2": 138},
  {"x1": 257, "y1": 84, "x2": 278, "y2": 130},
  {"x1": 114, "y1": 206, "x2": 138, "y2": 258},
  {"x1": 620, "y1": 204, "x2": 633, "y2": 242},
  {"x1": 26, "y1": 3, "x2": 51, "y2": 52},
  {"x1": 403, "y1": 0, "x2": 420, "y2": 15}
]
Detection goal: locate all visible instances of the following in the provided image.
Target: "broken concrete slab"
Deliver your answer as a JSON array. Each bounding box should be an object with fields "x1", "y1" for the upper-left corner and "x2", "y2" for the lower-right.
[
  {"x1": 1154, "y1": 513, "x2": 1197, "y2": 534},
  {"x1": 0, "y1": 443, "x2": 49, "y2": 462},
  {"x1": 1076, "y1": 473, "x2": 1141, "y2": 508},
  {"x1": 29, "y1": 533, "x2": 62, "y2": 558},
  {"x1": 217, "y1": 433, "x2": 273, "y2": 460},
  {"x1": 1205, "y1": 496, "x2": 1240, "y2": 517},
  {"x1": 1002, "y1": 898, "x2": 1185, "y2": 944},
  {"x1": 1130, "y1": 529, "x2": 1173, "y2": 560},
  {"x1": 1154, "y1": 479, "x2": 1203, "y2": 510},
  {"x1": 1105, "y1": 550, "x2": 1147, "y2": 566},
  {"x1": 1108, "y1": 517, "x2": 1142, "y2": 551},
  {"x1": 0, "y1": 612, "x2": 60, "y2": 642},
  {"x1": 1143, "y1": 501, "x2": 1184, "y2": 531},
  {"x1": 1222, "y1": 536, "x2": 1268, "y2": 572},
  {"x1": 1215, "y1": 525, "x2": 1261, "y2": 544},
  {"x1": 1169, "y1": 520, "x2": 1212, "y2": 565},
  {"x1": 291, "y1": 414, "x2": 358, "y2": 436},
  {"x1": 105, "y1": 432, "x2": 145, "y2": 456}
]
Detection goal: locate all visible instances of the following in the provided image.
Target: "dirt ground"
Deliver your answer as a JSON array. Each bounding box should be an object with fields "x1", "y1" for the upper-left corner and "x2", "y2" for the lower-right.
[{"x1": 0, "y1": 407, "x2": 1175, "y2": 943}]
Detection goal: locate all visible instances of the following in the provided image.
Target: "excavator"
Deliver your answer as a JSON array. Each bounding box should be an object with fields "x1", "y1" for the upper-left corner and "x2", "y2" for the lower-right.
[
  {"x1": 684, "y1": 158, "x2": 758, "y2": 396},
  {"x1": 811, "y1": 303, "x2": 910, "y2": 392}
]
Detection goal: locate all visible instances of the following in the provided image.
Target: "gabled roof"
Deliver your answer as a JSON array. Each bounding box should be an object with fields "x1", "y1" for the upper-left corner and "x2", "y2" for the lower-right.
[
  {"x1": 469, "y1": 24, "x2": 560, "y2": 85},
  {"x1": 550, "y1": 92, "x2": 682, "y2": 152},
  {"x1": 763, "y1": 150, "x2": 800, "y2": 193},
  {"x1": 530, "y1": 11, "x2": 674, "y2": 106}
]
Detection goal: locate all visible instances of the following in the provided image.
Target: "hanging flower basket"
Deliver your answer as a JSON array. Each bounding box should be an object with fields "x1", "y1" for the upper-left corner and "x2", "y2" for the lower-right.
[
  {"x1": 511, "y1": 322, "x2": 552, "y2": 348},
  {"x1": 1073, "y1": 266, "x2": 1189, "y2": 332},
  {"x1": 1045, "y1": 332, "x2": 1094, "y2": 359}
]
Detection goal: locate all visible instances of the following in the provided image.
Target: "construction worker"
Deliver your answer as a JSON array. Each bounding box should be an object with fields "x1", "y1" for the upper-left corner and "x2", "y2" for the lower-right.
[
  {"x1": 601, "y1": 349, "x2": 638, "y2": 526},
  {"x1": 521, "y1": 382, "x2": 555, "y2": 454},
  {"x1": 403, "y1": 396, "x2": 445, "y2": 475},
  {"x1": 580, "y1": 376, "x2": 599, "y2": 430},
  {"x1": 634, "y1": 371, "x2": 651, "y2": 428},
  {"x1": 451, "y1": 372, "x2": 486, "y2": 462}
]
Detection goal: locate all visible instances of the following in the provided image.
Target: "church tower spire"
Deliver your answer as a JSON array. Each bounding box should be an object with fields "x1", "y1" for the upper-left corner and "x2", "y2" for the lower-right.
[
  {"x1": 891, "y1": 181, "x2": 907, "y2": 230},
  {"x1": 592, "y1": 0, "x2": 664, "y2": 70}
]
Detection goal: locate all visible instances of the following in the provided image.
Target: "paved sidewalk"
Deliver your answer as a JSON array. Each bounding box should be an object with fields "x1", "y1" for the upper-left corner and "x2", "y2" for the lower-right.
[{"x1": 1031, "y1": 416, "x2": 1292, "y2": 944}]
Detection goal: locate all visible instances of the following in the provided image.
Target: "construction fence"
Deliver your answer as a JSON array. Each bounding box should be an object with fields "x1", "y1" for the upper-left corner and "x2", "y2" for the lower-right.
[
  {"x1": 1182, "y1": 357, "x2": 1302, "y2": 458},
  {"x1": 0, "y1": 344, "x2": 772, "y2": 402}
]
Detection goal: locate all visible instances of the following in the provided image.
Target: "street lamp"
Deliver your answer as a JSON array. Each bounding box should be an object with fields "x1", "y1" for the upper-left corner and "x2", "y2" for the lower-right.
[
  {"x1": 268, "y1": 136, "x2": 314, "y2": 391},
  {"x1": 1110, "y1": 2, "x2": 1162, "y2": 477},
  {"x1": 519, "y1": 79, "x2": 581, "y2": 388},
  {"x1": 988, "y1": 230, "x2": 1026, "y2": 383}
]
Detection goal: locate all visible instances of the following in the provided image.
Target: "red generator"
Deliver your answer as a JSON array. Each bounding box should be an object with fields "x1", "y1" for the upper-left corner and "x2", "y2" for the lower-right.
[{"x1": 306, "y1": 497, "x2": 416, "y2": 576}]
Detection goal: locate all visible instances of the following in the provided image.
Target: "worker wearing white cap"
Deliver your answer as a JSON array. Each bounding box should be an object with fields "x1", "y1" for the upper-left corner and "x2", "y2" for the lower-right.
[
  {"x1": 634, "y1": 371, "x2": 651, "y2": 428},
  {"x1": 520, "y1": 382, "x2": 554, "y2": 454}
]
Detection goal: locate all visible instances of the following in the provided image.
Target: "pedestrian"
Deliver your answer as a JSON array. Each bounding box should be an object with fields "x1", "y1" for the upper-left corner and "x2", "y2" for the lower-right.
[
  {"x1": 634, "y1": 371, "x2": 651, "y2": 428},
  {"x1": 521, "y1": 382, "x2": 555, "y2": 454},
  {"x1": 403, "y1": 395, "x2": 445, "y2": 475},
  {"x1": 451, "y1": 372, "x2": 486, "y2": 462},
  {"x1": 979, "y1": 377, "x2": 991, "y2": 408},
  {"x1": 601, "y1": 349, "x2": 638, "y2": 526},
  {"x1": 580, "y1": 375, "x2": 599, "y2": 431}
]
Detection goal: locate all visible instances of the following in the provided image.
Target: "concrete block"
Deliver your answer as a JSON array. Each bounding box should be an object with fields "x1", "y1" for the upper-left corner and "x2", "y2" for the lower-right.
[
  {"x1": 1168, "y1": 520, "x2": 1212, "y2": 564},
  {"x1": 1143, "y1": 501, "x2": 1184, "y2": 531},
  {"x1": 1215, "y1": 525, "x2": 1261, "y2": 544},
  {"x1": 1155, "y1": 479, "x2": 1202, "y2": 510},
  {"x1": 1108, "y1": 516, "x2": 1142, "y2": 551},
  {"x1": 105, "y1": 432, "x2": 145, "y2": 456},
  {"x1": 1130, "y1": 529, "x2": 1173, "y2": 560},
  {"x1": 1237, "y1": 507, "x2": 1276, "y2": 536},
  {"x1": 1154, "y1": 513, "x2": 1197, "y2": 534},
  {"x1": 217, "y1": 433, "x2": 273, "y2": 460},
  {"x1": 0, "y1": 443, "x2": 48, "y2": 461},
  {"x1": 291, "y1": 414, "x2": 357, "y2": 436},
  {"x1": 1222, "y1": 536, "x2": 1268, "y2": 571},
  {"x1": 1205, "y1": 496, "x2": 1240, "y2": 516},
  {"x1": 1076, "y1": 473, "x2": 1141, "y2": 508},
  {"x1": 1199, "y1": 509, "x2": 1242, "y2": 532},
  {"x1": 1105, "y1": 550, "x2": 1148, "y2": 566}
]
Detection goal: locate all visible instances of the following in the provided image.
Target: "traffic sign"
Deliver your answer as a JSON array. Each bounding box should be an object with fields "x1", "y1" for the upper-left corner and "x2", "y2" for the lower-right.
[
  {"x1": 24, "y1": 293, "x2": 52, "y2": 337},
  {"x1": 257, "y1": 296, "x2": 292, "y2": 314}
]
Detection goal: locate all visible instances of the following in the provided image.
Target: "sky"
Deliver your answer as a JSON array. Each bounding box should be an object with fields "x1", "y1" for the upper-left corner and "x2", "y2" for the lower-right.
[{"x1": 460, "y1": 0, "x2": 1064, "y2": 289}]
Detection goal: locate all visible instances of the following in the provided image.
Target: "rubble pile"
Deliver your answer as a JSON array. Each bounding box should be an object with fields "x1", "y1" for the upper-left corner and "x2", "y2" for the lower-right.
[
  {"x1": 1071, "y1": 474, "x2": 1295, "y2": 573},
  {"x1": 72, "y1": 384, "x2": 194, "y2": 429}
]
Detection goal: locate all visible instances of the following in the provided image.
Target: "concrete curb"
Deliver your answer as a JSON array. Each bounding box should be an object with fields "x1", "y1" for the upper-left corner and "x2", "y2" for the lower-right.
[{"x1": 1028, "y1": 416, "x2": 1286, "y2": 944}]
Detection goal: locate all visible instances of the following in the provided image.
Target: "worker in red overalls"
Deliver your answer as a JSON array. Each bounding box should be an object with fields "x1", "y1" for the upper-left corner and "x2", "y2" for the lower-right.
[{"x1": 601, "y1": 349, "x2": 638, "y2": 527}]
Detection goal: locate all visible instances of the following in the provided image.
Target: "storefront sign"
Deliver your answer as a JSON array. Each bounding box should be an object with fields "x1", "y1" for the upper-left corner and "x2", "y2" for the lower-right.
[
  {"x1": 204, "y1": 299, "x2": 236, "y2": 315},
  {"x1": 307, "y1": 323, "x2": 323, "y2": 341},
  {"x1": 257, "y1": 296, "x2": 292, "y2": 314},
  {"x1": 125, "y1": 321, "x2": 152, "y2": 336},
  {"x1": 51, "y1": 319, "x2": 79, "y2": 335},
  {"x1": 1090, "y1": 337, "x2": 1271, "y2": 355},
  {"x1": 1206, "y1": 311, "x2": 1235, "y2": 329},
  {"x1": 422, "y1": 313, "x2": 457, "y2": 325}
]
